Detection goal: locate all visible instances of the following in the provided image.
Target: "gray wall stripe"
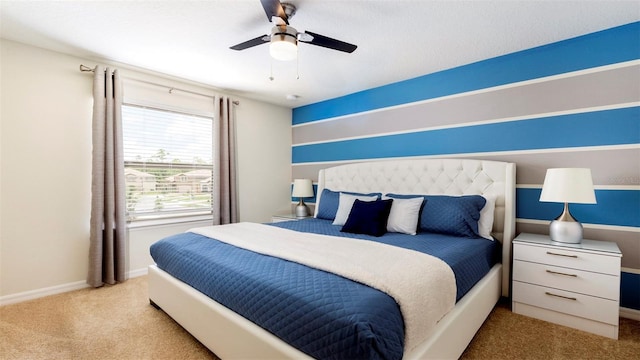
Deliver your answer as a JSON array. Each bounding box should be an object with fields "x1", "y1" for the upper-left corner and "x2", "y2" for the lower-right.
[
  {"x1": 292, "y1": 61, "x2": 640, "y2": 128},
  {"x1": 293, "y1": 147, "x2": 640, "y2": 186},
  {"x1": 293, "y1": 65, "x2": 640, "y2": 146}
]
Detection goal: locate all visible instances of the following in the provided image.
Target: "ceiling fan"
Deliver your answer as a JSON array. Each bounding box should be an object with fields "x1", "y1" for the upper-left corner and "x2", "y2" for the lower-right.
[{"x1": 230, "y1": 0, "x2": 357, "y2": 61}]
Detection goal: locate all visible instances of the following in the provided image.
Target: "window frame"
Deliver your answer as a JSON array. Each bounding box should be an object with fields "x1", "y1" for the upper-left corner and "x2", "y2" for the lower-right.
[{"x1": 121, "y1": 100, "x2": 215, "y2": 227}]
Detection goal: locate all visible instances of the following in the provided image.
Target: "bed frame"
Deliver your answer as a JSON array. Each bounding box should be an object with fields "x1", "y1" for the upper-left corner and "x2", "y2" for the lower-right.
[{"x1": 149, "y1": 158, "x2": 516, "y2": 359}]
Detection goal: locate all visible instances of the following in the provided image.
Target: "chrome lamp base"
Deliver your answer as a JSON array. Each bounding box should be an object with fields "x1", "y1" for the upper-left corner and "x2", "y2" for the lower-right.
[
  {"x1": 549, "y1": 203, "x2": 583, "y2": 244},
  {"x1": 295, "y1": 199, "x2": 310, "y2": 218}
]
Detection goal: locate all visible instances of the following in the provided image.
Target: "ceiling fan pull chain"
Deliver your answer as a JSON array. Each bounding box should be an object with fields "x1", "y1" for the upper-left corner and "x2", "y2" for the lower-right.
[{"x1": 269, "y1": 58, "x2": 275, "y2": 81}]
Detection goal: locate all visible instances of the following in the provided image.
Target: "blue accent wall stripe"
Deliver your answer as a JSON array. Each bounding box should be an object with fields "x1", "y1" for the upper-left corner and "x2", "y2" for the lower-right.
[
  {"x1": 516, "y1": 188, "x2": 640, "y2": 228},
  {"x1": 293, "y1": 107, "x2": 640, "y2": 164},
  {"x1": 293, "y1": 22, "x2": 640, "y2": 125}
]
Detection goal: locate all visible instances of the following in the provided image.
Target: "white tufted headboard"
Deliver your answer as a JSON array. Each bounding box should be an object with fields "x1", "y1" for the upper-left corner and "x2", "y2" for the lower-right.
[{"x1": 315, "y1": 158, "x2": 516, "y2": 297}]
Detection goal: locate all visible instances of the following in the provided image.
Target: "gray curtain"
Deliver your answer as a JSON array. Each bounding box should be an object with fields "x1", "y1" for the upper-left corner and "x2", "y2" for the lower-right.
[
  {"x1": 88, "y1": 66, "x2": 127, "y2": 287},
  {"x1": 213, "y1": 96, "x2": 238, "y2": 225}
]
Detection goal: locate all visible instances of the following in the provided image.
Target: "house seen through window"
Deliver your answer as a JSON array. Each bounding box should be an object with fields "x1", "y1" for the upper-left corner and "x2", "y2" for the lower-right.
[{"x1": 122, "y1": 104, "x2": 213, "y2": 221}]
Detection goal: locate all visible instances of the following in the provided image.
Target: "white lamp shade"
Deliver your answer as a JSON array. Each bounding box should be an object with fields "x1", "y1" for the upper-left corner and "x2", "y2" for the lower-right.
[
  {"x1": 540, "y1": 168, "x2": 596, "y2": 204},
  {"x1": 292, "y1": 179, "x2": 314, "y2": 198}
]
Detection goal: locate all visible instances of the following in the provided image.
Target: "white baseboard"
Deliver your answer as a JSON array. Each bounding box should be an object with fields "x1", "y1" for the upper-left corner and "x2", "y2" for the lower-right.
[
  {"x1": 0, "y1": 280, "x2": 89, "y2": 306},
  {"x1": 128, "y1": 267, "x2": 149, "y2": 278},
  {"x1": 620, "y1": 306, "x2": 640, "y2": 321},
  {"x1": 0, "y1": 268, "x2": 149, "y2": 306}
]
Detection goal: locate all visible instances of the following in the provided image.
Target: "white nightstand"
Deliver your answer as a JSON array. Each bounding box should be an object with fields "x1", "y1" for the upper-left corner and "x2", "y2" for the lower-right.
[
  {"x1": 271, "y1": 213, "x2": 312, "y2": 223},
  {"x1": 512, "y1": 233, "x2": 622, "y2": 339}
]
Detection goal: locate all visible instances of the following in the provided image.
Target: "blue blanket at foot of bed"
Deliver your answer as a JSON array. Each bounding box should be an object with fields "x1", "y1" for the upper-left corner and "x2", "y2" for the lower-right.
[{"x1": 151, "y1": 231, "x2": 405, "y2": 360}]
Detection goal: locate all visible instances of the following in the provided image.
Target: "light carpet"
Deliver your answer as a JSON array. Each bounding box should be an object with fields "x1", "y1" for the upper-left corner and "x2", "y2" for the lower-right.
[{"x1": 1, "y1": 276, "x2": 638, "y2": 359}]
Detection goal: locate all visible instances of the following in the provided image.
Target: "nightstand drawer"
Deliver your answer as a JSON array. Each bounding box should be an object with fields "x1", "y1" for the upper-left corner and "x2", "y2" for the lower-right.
[
  {"x1": 513, "y1": 243, "x2": 620, "y2": 275},
  {"x1": 513, "y1": 260, "x2": 620, "y2": 300},
  {"x1": 512, "y1": 281, "x2": 619, "y2": 325}
]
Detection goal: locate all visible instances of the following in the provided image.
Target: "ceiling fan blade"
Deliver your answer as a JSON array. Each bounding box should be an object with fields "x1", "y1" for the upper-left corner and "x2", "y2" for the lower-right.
[
  {"x1": 230, "y1": 35, "x2": 269, "y2": 51},
  {"x1": 260, "y1": 0, "x2": 288, "y2": 24},
  {"x1": 299, "y1": 31, "x2": 357, "y2": 53}
]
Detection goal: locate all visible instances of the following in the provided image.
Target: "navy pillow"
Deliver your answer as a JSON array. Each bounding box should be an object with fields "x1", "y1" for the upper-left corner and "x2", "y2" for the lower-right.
[
  {"x1": 316, "y1": 189, "x2": 382, "y2": 220},
  {"x1": 386, "y1": 194, "x2": 486, "y2": 238},
  {"x1": 341, "y1": 199, "x2": 393, "y2": 237}
]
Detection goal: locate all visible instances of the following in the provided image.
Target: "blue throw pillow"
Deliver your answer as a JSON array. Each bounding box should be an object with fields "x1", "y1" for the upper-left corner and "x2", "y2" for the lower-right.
[
  {"x1": 341, "y1": 199, "x2": 393, "y2": 237},
  {"x1": 386, "y1": 194, "x2": 486, "y2": 238},
  {"x1": 316, "y1": 189, "x2": 382, "y2": 220}
]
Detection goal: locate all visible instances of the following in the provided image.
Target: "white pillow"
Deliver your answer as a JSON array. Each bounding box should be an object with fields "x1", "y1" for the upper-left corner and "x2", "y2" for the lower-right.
[
  {"x1": 332, "y1": 193, "x2": 379, "y2": 226},
  {"x1": 383, "y1": 196, "x2": 424, "y2": 235},
  {"x1": 478, "y1": 195, "x2": 496, "y2": 240}
]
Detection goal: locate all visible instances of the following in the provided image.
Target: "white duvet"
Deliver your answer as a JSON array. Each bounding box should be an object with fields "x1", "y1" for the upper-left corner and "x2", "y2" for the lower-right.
[{"x1": 189, "y1": 222, "x2": 456, "y2": 353}]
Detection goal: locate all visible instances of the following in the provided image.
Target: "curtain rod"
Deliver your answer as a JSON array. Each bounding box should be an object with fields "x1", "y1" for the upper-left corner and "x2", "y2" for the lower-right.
[{"x1": 79, "y1": 64, "x2": 239, "y2": 105}]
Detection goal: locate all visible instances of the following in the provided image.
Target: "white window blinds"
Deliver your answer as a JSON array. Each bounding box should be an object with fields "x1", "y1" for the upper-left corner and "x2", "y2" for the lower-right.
[{"x1": 122, "y1": 104, "x2": 213, "y2": 221}]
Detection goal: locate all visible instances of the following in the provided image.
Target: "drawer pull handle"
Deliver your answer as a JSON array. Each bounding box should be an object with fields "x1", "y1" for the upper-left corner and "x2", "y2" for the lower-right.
[
  {"x1": 546, "y1": 269, "x2": 577, "y2": 277},
  {"x1": 545, "y1": 292, "x2": 577, "y2": 301},
  {"x1": 546, "y1": 251, "x2": 578, "y2": 258}
]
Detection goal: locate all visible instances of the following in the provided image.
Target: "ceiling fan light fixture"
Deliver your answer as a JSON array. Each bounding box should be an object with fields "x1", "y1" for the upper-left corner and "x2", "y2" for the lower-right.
[{"x1": 269, "y1": 25, "x2": 297, "y2": 61}]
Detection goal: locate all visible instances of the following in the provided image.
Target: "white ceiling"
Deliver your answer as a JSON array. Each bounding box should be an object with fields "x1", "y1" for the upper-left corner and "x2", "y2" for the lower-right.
[{"x1": 1, "y1": 1, "x2": 639, "y2": 108}]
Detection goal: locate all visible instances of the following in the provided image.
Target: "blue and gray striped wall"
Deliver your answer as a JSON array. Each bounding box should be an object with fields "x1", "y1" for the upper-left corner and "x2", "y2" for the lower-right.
[{"x1": 291, "y1": 22, "x2": 640, "y2": 312}]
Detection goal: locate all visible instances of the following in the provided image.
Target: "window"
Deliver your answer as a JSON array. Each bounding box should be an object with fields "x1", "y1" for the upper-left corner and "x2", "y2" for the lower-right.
[{"x1": 122, "y1": 104, "x2": 213, "y2": 222}]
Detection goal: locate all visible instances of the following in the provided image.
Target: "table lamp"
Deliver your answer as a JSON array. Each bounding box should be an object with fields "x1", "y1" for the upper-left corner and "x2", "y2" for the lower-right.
[
  {"x1": 539, "y1": 168, "x2": 596, "y2": 244},
  {"x1": 292, "y1": 179, "x2": 314, "y2": 218}
]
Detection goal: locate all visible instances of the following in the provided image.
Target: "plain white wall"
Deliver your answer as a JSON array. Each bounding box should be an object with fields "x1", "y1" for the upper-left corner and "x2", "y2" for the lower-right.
[
  {"x1": 236, "y1": 97, "x2": 293, "y2": 222},
  {"x1": 0, "y1": 39, "x2": 292, "y2": 300}
]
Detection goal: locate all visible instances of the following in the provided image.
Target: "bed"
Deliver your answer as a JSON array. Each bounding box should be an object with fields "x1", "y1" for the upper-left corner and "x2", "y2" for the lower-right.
[{"x1": 148, "y1": 158, "x2": 516, "y2": 359}]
